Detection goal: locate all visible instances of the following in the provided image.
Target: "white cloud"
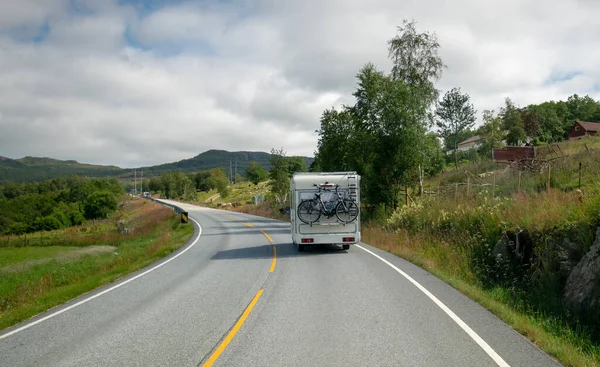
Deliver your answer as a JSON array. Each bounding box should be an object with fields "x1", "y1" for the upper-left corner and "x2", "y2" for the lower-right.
[{"x1": 0, "y1": 0, "x2": 599, "y2": 168}]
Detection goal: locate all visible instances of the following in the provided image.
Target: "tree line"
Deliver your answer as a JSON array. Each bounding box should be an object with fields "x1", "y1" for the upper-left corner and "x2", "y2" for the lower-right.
[
  {"x1": 142, "y1": 154, "x2": 307, "y2": 203},
  {"x1": 443, "y1": 94, "x2": 600, "y2": 165},
  {"x1": 312, "y1": 19, "x2": 600, "y2": 211},
  {"x1": 0, "y1": 176, "x2": 124, "y2": 235},
  {"x1": 137, "y1": 168, "x2": 231, "y2": 201}
]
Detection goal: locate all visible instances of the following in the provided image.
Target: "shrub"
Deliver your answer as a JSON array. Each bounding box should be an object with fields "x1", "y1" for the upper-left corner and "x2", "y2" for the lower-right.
[
  {"x1": 83, "y1": 191, "x2": 118, "y2": 219},
  {"x1": 69, "y1": 210, "x2": 85, "y2": 226},
  {"x1": 33, "y1": 215, "x2": 62, "y2": 231}
]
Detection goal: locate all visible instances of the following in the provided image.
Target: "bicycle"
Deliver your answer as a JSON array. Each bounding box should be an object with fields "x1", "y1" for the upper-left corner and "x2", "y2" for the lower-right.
[{"x1": 297, "y1": 183, "x2": 359, "y2": 225}]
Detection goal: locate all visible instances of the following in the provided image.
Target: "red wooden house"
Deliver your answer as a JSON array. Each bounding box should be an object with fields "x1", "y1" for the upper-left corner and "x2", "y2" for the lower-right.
[{"x1": 569, "y1": 120, "x2": 600, "y2": 139}]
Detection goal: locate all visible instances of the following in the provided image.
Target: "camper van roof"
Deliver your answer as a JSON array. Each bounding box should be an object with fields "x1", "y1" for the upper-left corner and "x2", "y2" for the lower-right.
[
  {"x1": 292, "y1": 171, "x2": 357, "y2": 176},
  {"x1": 291, "y1": 172, "x2": 358, "y2": 190}
]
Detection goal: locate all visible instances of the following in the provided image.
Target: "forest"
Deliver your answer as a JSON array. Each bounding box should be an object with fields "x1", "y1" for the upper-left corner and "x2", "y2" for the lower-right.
[{"x1": 0, "y1": 176, "x2": 124, "y2": 235}]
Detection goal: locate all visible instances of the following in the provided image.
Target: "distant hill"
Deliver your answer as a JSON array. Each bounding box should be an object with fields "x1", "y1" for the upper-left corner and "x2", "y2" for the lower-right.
[
  {"x1": 0, "y1": 156, "x2": 124, "y2": 184},
  {"x1": 140, "y1": 150, "x2": 314, "y2": 176},
  {"x1": 0, "y1": 150, "x2": 315, "y2": 183}
]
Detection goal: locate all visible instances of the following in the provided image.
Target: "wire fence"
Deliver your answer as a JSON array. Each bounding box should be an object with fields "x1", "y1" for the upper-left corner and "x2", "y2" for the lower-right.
[{"x1": 422, "y1": 140, "x2": 600, "y2": 200}]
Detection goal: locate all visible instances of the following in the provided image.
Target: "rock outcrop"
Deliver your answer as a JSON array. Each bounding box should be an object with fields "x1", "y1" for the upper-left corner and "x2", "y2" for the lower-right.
[
  {"x1": 492, "y1": 228, "x2": 534, "y2": 266},
  {"x1": 563, "y1": 228, "x2": 600, "y2": 318},
  {"x1": 539, "y1": 237, "x2": 582, "y2": 279}
]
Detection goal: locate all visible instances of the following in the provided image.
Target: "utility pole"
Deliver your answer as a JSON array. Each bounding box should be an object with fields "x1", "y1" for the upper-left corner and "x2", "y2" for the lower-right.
[
  {"x1": 141, "y1": 169, "x2": 143, "y2": 193},
  {"x1": 234, "y1": 157, "x2": 238, "y2": 184},
  {"x1": 134, "y1": 169, "x2": 137, "y2": 195},
  {"x1": 229, "y1": 159, "x2": 233, "y2": 184}
]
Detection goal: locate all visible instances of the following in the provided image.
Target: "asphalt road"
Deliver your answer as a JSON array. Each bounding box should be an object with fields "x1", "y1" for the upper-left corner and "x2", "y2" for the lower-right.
[{"x1": 0, "y1": 200, "x2": 561, "y2": 367}]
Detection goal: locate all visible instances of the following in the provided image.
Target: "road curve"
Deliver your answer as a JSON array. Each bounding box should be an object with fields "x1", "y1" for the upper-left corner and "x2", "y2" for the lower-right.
[{"x1": 0, "y1": 200, "x2": 561, "y2": 367}]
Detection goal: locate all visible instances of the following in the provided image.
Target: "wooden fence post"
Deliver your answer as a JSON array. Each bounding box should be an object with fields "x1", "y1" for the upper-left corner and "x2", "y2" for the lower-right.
[
  {"x1": 466, "y1": 175, "x2": 470, "y2": 196},
  {"x1": 579, "y1": 162, "x2": 582, "y2": 189},
  {"x1": 492, "y1": 173, "x2": 496, "y2": 198},
  {"x1": 547, "y1": 163, "x2": 551, "y2": 193},
  {"x1": 405, "y1": 186, "x2": 409, "y2": 207}
]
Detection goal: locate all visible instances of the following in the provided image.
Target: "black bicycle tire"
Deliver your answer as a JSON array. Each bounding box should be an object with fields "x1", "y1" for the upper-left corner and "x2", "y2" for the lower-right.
[
  {"x1": 298, "y1": 200, "x2": 321, "y2": 224},
  {"x1": 335, "y1": 199, "x2": 359, "y2": 223}
]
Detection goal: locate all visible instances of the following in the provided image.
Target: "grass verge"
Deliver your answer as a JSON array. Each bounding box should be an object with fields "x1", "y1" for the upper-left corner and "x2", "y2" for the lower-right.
[
  {"x1": 0, "y1": 198, "x2": 194, "y2": 331},
  {"x1": 363, "y1": 225, "x2": 600, "y2": 367}
]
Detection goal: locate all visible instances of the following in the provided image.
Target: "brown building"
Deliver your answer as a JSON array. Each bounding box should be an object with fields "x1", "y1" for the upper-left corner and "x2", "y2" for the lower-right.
[
  {"x1": 569, "y1": 120, "x2": 600, "y2": 139},
  {"x1": 492, "y1": 146, "x2": 536, "y2": 162}
]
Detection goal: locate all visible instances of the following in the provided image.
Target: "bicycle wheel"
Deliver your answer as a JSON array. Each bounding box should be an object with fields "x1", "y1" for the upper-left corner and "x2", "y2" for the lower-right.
[
  {"x1": 297, "y1": 200, "x2": 321, "y2": 224},
  {"x1": 335, "y1": 199, "x2": 359, "y2": 223}
]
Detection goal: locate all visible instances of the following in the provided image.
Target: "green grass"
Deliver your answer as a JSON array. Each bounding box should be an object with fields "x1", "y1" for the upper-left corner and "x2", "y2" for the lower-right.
[
  {"x1": 0, "y1": 246, "x2": 84, "y2": 267},
  {"x1": 192, "y1": 181, "x2": 270, "y2": 207},
  {"x1": 0, "y1": 199, "x2": 194, "y2": 331},
  {"x1": 426, "y1": 136, "x2": 600, "y2": 199}
]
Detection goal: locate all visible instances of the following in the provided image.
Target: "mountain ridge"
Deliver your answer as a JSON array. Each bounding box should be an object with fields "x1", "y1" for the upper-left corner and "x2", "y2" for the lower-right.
[{"x1": 0, "y1": 150, "x2": 314, "y2": 183}]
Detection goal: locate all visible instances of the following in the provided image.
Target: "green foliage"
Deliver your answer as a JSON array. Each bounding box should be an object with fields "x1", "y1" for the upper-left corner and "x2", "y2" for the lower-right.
[
  {"x1": 315, "y1": 20, "x2": 446, "y2": 208},
  {"x1": 268, "y1": 148, "x2": 291, "y2": 201},
  {"x1": 494, "y1": 94, "x2": 600, "y2": 146},
  {"x1": 192, "y1": 171, "x2": 214, "y2": 191},
  {"x1": 209, "y1": 168, "x2": 230, "y2": 198},
  {"x1": 435, "y1": 87, "x2": 477, "y2": 169},
  {"x1": 160, "y1": 171, "x2": 196, "y2": 200},
  {"x1": 33, "y1": 215, "x2": 62, "y2": 231},
  {"x1": 246, "y1": 161, "x2": 268, "y2": 185},
  {"x1": 0, "y1": 176, "x2": 124, "y2": 235},
  {"x1": 388, "y1": 19, "x2": 445, "y2": 106},
  {"x1": 83, "y1": 191, "x2": 118, "y2": 220},
  {"x1": 0, "y1": 157, "x2": 124, "y2": 185},
  {"x1": 478, "y1": 110, "x2": 505, "y2": 158},
  {"x1": 421, "y1": 133, "x2": 446, "y2": 177},
  {"x1": 501, "y1": 97, "x2": 527, "y2": 146},
  {"x1": 148, "y1": 176, "x2": 164, "y2": 192},
  {"x1": 287, "y1": 157, "x2": 307, "y2": 176}
]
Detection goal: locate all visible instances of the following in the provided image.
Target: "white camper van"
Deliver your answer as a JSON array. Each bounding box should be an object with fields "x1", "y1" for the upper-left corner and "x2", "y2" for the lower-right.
[{"x1": 289, "y1": 172, "x2": 360, "y2": 251}]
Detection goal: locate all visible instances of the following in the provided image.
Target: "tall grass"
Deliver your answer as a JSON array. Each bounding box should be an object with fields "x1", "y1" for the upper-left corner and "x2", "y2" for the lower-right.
[{"x1": 426, "y1": 136, "x2": 600, "y2": 201}]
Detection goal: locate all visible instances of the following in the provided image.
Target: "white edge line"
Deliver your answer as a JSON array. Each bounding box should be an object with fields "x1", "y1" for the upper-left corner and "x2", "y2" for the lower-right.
[
  {"x1": 0, "y1": 217, "x2": 202, "y2": 341},
  {"x1": 356, "y1": 244, "x2": 510, "y2": 367}
]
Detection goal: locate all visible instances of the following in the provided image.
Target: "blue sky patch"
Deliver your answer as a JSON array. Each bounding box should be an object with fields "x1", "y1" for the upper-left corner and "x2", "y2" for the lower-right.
[{"x1": 545, "y1": 70, "x2": 582, "y2": 85}]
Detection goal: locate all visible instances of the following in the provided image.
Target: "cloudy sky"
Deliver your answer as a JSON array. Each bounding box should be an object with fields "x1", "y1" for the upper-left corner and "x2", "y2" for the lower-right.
[{"x1": 1, "y1": 0, "x2": 599, "y2": 168}]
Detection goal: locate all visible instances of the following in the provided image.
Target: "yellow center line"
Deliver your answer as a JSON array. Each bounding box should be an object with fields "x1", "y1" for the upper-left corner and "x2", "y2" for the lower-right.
[
  {"x1": 223, "y1": 215, "x2": 235, "y2": 221},
  {"x1": 201, "y1": 289, "x2": 264, "y2": 367},
  {"x1": 242, "y1": 222, "x2": 254, "y2": 228},
  {"x1": 269, "y1": 246, "x2": 277, "y2": 273},
  {"x1": 260, "y1": 230, "x2": 273, "y2": 243}
]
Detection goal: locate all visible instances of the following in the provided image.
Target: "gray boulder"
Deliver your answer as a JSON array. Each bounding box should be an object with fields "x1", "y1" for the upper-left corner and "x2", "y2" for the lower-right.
[
  {"x1": 492, "y1": 228, "x2": 534, "y2": 266},
  {"x1": 563, "y1": 228, "x2": 600, "y2": 316},
  {"x1": 539, "y1": 237, "x2": 582, "y2": 279}
]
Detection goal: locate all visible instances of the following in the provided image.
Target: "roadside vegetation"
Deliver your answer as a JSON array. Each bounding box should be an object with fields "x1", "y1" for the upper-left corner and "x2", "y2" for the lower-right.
[
  {"x1": 0, "y1": 176, "x2": 124, "y2": 235},
  {"x1": 0, "y1": 197, "x2": 193, "y2": 331}
]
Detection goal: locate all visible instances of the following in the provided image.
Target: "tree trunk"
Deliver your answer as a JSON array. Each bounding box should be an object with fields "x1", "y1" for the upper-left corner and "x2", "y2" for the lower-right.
[
  {"x1": 418, "y1": 164, "x2": 423, "y2": 196},
  {"x1": 454, "y1": 140, "x2": 459, "y2": 171}
]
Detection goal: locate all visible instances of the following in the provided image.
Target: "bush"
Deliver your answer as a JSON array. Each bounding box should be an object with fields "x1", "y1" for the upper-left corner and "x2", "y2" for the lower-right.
[
  {"x1": 33, "y1": 215, "x2": 62, "y2": 231},
  {"x1": 7, "y1": 222, "x2": 29, "y2": 235},
  {"x1": 83, "y1": 191, "x2": 118, "y2": 219},
  {"x1": 69, "y1": 210, "x2": 85, "y2": 226}
]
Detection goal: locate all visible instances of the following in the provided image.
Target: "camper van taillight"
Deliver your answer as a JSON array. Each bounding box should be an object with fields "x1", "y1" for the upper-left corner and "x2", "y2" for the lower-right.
[
  {"x1": 343, "y1": 237, "x2": 355, "y2": 242},
  {"x1": 301, "y1": 238, "x2": 314, "y2": 243}
]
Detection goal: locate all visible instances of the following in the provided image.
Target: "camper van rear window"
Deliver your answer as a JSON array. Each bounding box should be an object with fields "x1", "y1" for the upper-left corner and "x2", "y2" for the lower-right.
[{"x1": 299, "y1": 190, "x2": 349, "y2": 202}]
